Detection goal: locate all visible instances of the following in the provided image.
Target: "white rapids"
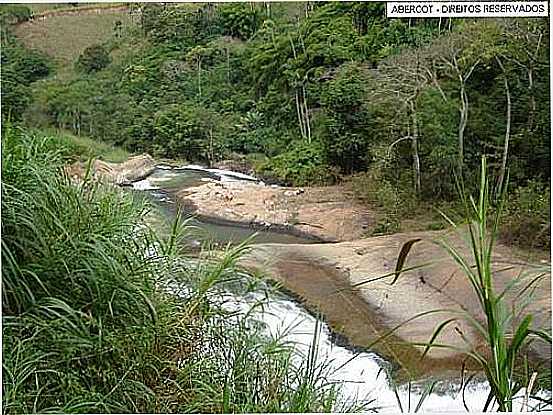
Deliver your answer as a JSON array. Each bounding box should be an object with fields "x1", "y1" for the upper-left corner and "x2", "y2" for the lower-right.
[{"x1": 135, "y1": 166, "x2": 551, "y2": 413}]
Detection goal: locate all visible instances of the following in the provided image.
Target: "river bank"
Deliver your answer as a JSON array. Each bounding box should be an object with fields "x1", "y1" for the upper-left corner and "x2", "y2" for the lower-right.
[
  {"x1": 70, "y1": 154, "x2": 552, "y2": 380},
  {"x1": 177, "y1": 179, "x2": 375, "y2": 242},
  {"x1": 239, "y1": 230, "x2": 551, "y2": 376}
]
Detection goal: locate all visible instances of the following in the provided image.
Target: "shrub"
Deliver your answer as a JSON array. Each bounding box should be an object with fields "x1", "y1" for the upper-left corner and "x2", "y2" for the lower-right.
[
  {"x1": 0, "y1": 5, "x2": 32, "y2": 25},
  {"x1": 76, "y1": 44, "x2": 111, "y2": 73},
  {"x1": 2, "y1": 126, "x2": 343, "y2": 412},
  {"x1": 217, "y1": 4, "x2": 261, "y2": 40},
  {"x1": 1, "y1": 35, "x2": 51, "y2": 120},
  {"x1": 355, "y1": 172, "x2": 401, "y2": 209},
  {"x1": 319, "y1": 63, "x2": 371, "y2": 174},
  {"x1": 501, "y1": 180, "x2": 550, "y2": 250},
  {"x1": 255, "y1": 140, "x2": 339, "y2": 186},
  {"x1": 12, "y1": 49, "x2": 51, "y2": 83},
  {"x1": 351, "y1": 167, "x2": 418, "y2": 235}
]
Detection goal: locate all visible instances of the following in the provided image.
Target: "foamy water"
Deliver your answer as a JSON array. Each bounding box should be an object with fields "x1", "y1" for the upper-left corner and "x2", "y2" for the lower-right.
[{"x1": 136, "y1": 166, "x2": 551, "y2": 412}]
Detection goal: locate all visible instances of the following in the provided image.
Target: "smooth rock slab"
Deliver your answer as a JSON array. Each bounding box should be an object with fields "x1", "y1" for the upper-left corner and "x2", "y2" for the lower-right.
[{"x1": 239, "y1": 229, "x2": 551, "y2": 377}]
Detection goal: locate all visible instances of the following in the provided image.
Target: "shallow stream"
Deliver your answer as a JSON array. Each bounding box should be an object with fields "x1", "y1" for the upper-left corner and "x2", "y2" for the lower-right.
[{"x1": 131, "y1": 167, "x2": 538, "y2": 412}]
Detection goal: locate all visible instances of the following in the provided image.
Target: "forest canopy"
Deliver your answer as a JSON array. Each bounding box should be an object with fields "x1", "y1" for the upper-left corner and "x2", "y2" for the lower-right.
[{"x1": 2, "y1": 3, "x2": 550, "y2": 247}]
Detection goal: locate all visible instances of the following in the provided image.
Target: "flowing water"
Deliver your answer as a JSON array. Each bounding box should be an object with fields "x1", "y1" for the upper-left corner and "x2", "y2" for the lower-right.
[
  {"x1": 132, "y1": 167, "x2": 545, "y2": 412},
  {"x1": 135, "y1": 167, "x2": 316, "y2": 246}
]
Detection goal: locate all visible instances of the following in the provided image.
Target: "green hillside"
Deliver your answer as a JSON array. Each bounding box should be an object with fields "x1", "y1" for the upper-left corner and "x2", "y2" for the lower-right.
[{"x1": 14, "y1": 4, "x2": 135, "y2": 77}]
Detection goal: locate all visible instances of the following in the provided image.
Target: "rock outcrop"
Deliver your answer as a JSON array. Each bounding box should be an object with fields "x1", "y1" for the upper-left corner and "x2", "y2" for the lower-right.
[
  {"x1": 177, "y1": 181, "x2": 375, "y2": 242},
  {"x1": 239, "y1": 229, "x2": 551, "y2": 375},
  {"x1": 66, "y1": 154, "x2": 156, "y2": 185}
]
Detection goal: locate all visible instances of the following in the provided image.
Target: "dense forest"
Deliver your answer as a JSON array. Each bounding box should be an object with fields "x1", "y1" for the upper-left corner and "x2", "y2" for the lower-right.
[{"x1": 2, "y1": 2, "x2": 550, "y2": 249}]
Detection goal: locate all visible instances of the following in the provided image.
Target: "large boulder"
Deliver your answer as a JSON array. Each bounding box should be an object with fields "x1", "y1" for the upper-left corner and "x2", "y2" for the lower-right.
[
  {"x1": 66, "y1": 154, "x2": 156, "y2": 185},
  {"x1": 94, "y1": 154, "x2": 156, "y2": 185}
]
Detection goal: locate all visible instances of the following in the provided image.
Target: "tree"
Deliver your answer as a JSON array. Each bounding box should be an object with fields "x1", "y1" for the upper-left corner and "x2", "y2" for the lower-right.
[
  {"x1": 76, "y1": 45, "x2": 111, "y2": 73},
  {"x1": 0, "y1": 34, "x2": 51, "y2": 121},
  {"x1": 186, "y1": 43, "x2": 221, "y2": 99},
  {"x1": 427, "y1": 21, "x2": 502, "y2": 170},
  {"x1": 320, "y1": 63, "x2": 371, "y2": 174},
  {"x1": 152, "y1": 104, "x2": 222, "y2": 161},
  {"x1": 500, "y1": 19, "x2": 548, "y2": 134},
  {"x1": 217, "y1": 3, "x2": 261, "y2": 40},
  {"x1": 370, "y1": 48, "x2": 435, "y2": 194}
]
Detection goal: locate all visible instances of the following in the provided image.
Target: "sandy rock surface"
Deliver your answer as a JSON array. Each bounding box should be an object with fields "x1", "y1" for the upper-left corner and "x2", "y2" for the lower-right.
[
  {"x1": 239, "y1": 229, "x2": 551, "y2": 375},
  {"x1": 177, "y1": 181, "x2": 375, "y2": 241}
]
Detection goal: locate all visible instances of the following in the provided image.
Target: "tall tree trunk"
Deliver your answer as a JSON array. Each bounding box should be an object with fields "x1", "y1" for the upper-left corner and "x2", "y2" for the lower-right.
[
  {"x1": 295, "y1": 90, "x2": 306, "y2": 139},
  {"x1": 410, "y1": 101, "x2": 421, "y2": 195},
  {"x1": 527, "y1": 66, "x2": 535, "y2": 132},
  {"x1": 458, "y1": 80, "x2": 468, "y2": 169},
  {"x1": 226, "y1": 47, "x2": 230, "y2": 84},
  {"x1": 302, "y1": 85, "x2": 311, "y2": 143},
  {"x1": 209, "y1": 127, "x2": 214, "y2": 164},
  {"x1": 496, "y1": 57, "x2": 511, "y2": 196},
  {"x1": 289, "y1": 36, "x2": 306, "y2": 139},
  {"x1": 197, "y1": 59, "x2": 202, "y2": 98}
]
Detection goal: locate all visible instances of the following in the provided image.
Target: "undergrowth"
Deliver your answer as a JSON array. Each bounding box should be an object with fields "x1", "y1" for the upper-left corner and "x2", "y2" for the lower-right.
[{"x1": 1, "y1": 126, "x2": 342, "y2": 413}]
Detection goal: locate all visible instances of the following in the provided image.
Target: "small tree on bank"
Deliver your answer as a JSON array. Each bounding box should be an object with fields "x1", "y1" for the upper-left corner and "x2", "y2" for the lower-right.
[{"x1": 76, "y1": 44, "x2": 111, "y2": 74}]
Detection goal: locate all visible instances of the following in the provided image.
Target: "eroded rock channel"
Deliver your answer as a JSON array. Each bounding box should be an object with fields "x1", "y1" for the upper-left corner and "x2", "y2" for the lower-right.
[{"x1": 84, "y1": 158, "x2": 551, "y2": 411}]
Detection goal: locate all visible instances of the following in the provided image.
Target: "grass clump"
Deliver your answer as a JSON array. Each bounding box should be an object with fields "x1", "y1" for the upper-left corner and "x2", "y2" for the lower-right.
[
  {"x1": 393, "y1": 158, "x2": 551, "y2": 411},
  {"x1": 350, "y1": 167, "x2": 418, "y2": 236},
  {"x1": 45, "y1": 128, "x2": 130, "y2": 162},
  {"x1": 1, "y1": 126, "x2": 342, "y2": 413}
]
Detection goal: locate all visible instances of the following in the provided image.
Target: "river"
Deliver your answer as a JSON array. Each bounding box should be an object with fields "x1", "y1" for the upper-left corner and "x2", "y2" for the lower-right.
[{"x1": 131, "y1": 166, "x2": 545, "y2": 412}]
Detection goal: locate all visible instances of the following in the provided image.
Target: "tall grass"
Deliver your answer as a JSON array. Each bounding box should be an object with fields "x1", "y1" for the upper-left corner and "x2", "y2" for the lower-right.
[
  {"x1": 2, "y1": 126, "x2": 341, "y2": 413},
  {"x1": 393, "y1": 158, "x2": 551, "y2": 411},
  {"x1": 30, "y1": 127, "x2": 130, "y2": 162}
]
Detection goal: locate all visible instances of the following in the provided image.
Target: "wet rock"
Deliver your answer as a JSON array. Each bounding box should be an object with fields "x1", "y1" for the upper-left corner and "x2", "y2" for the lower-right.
[
  {"x1": 68, "y1": 154, "x2": 156, "y2": 185},
  {"x1": 240, "y1": 230, "x2": 551, "y2": 369},
  {"x1": 212, "y1": 158, "x2": 253, "y2": 175}
]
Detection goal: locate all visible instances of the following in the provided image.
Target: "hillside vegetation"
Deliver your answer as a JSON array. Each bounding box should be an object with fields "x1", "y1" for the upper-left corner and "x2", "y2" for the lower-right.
[
  {"x1": 2, "y1": 125, "x2": 348, "y2": 413},
  {"x1": 3, "y1": 3, "x2": 548, "y2": 250},
  {"x1": 13, "y1": 4, "x2": 135, "y2": 78},
  {"x1": 1, "y1": 4, "x2": 551, "y2": 412}
]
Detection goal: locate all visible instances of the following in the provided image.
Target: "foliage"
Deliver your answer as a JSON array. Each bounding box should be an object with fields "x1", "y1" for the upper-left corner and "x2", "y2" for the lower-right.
[
  {"x1": 1, "y1": 33, "x2": 51, "y2": 121},
  {"x1": 2, "y1": 126, "x2": 343, "y2": 413},
  {"x1": 319, "y1": 62, "x2": 371, "y2": 173},
  {"x1": 41, "y1": 128, "x2": 130, "y2": 162},
  {"x1": 500, "y1": 180, "x2": 550, "y2": 250},
  {"x1": 256, "y1": 140, "x2": 339, "y2": 186},
  {"x1": 217, "y1": 3, "x2": 261, "y2": 40},
  {"x1": 76, "y1": 44, "x2": 112, "y2": 73},
  {"x1": 7, "y1": 4, "x2": 551, "y2": 251},
  {"x1": 388, "y1": 158, "x2": 551, "y2": 411},
  {"x1": 0, "y1": 4, "x2": 32, "y2": 26},
  {"x1": 140, "y1": 3, "x2": 218, "y2": 48},
  {"x1": 433, "y1": 159, "x2": 550, "y2": 411},
  {"x1": 350, "y1": 165, "x2": 417, "y2": 235},
  {"x1": 152, "y1": 104, "x2": 218, "y2": 161}
]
